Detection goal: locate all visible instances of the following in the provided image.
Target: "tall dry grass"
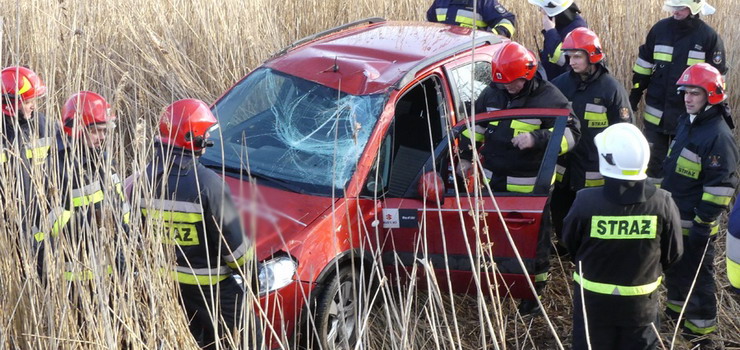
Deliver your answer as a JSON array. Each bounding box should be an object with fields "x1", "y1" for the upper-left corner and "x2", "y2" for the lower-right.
[{"x1": 0, "y1": 0, "x2": 739, "y2": 349}]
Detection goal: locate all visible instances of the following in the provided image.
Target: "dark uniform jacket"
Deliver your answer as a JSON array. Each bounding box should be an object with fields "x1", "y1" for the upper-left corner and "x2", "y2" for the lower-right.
[
  {"x1": 33, "y1": 135, "x2": 129, "y2": 281},
  {"x1": 551, "y1": 64, "x2": 633, "y2": 191},
  {"x1": 460, "y1": 76, "x2": 580, "y2": 192},
  {"x1": 631, "y1": 16, "x2": 727, "y2": 134},
  {"x1": 426, "y1": 0, "x2": 516, "y2": 37},
  {"x1": 0, "y1": 113, "x2": 56, "y2": 234},
  {"x1": 140, "y1": 143, "x2": 252, "y2": 286},
  {"x1": 562, "y1": 179, "x2": 683, "y2": 326},
  {"x1": 661, "y1": 103, "x2": 738, "y2": 238},
  {"x1": 539, "y1": 13, "x2": 587, "y2": 80}
]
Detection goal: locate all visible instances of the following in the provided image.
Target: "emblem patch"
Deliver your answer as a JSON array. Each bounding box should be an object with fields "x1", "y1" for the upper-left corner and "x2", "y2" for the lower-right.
[
  {"x1": 494, "y1": 4, "x2": 506, "y2": 14},
  {"x1": 620, "y1": 107, "x2": 631, "y2": 121},
  {"x1": 713, "y1": 51, "x2": 723, "y2": 65},
  {"x1": 594, "y1": 98, "x2": 602, "y2": 104},
  {"x1": 709, "y1": 155, "x2": 721, "y2": 168}
]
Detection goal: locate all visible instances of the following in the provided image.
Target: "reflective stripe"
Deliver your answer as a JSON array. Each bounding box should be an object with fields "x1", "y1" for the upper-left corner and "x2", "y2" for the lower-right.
[
  {"x1": 24, "y1": 137, "x2": 54, "y2": 163},
  {"x1": 573, "y1": 272, "x2": 661, "y2": 296},
  {"x1": 173, "y1": 265, "x2": 233, "y2": 285},
  {"x1": 455, "y1": 10, "x2": 486, "y2": 29},
  {"x1": 687, "y1": 50, "x2": 706, "y2": 65},
  {"x1": 549, "y1": 43, "x2": 565, "y2": 66},
  {"x1": 462, "y1": 128, "x2": 484, "y2": 142},
  {"x1": 701, "y1": 186, "x2": 734, "y2": 206},
  {"x1": 0, "y1": 150, "x2": 6, "y2": 163},
  {"x1": 633, "y1": 57, "x2": 654, "y2": 75},
  {"x1": 643, "y1": 105, "x2": 663, "y2": 125},
  {"x1": 482, "y1": 168, "x2": 493, "y2": 183},
  {"x1": 653, "y1": 45, "x2": 674, "y2": 62},
  {"x1": 141, "y1": 199, "x2": 204, "y2": 223},
  {"x1": 666, "y1": 299, "x2": 684, "y2": 313},
  {"x1": 224, "y1": 244, "x2": 255, "y2": 269},
  {"x1": 142, "y1": 209, "x2": 204, "y2": 224},
  {"x1": 681, "y1": 219, "x2": 718, "y2": 236},
  {"x1": 506, "y1": 176, "x2": 536, "y2": 193},
  {"x1": 494, "y1": 19, "x2": 515, "y2": 36},
  {"x1": 64, "y1": 265, "x2": 114, "y2": 281},
  {"x1": 435, "y1": 8, "x2": 447, "y2": 21},
  {"x1": 71, "y1": 181, "x2": 105, "y2": 207},
  {"x1": 684, "y1": 318, "x2": 717, "y2": 335},
  {"x1": 676, "y1": 148, "x2": 701, "y2": 180},
  {"x1": 35, "y1": 207, "x2": 74, "y2": 241},
  {"x1": 511, "y1": 119, "x2": 541, "y2": 136},
  {"x1": 590, "y1": 215, "x2": 658, "y2": 239},
  {"x1": 141, "y1": 198, "x2": 203, "y2": 213},
  {"x1": 728, "y1": 233, "x2": 740, "y2": 288},
  {"x1": 534, "y1": 272, "x2": 549, "y2": 282},
  {"x1": 560, "y1": 128, "x2": 576, "y2": 155},
  {"x1": 555, "y1": 164, "x2": 566, "y2": 183},
  {"x1": 584, "y1": 171, "x2": 604, "y2": 187},
  {"x1": 584, "y1": 103, "x2": 608, "y2": 128}
]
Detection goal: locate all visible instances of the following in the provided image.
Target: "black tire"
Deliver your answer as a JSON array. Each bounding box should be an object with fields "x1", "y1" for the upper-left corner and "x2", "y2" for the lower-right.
[{"x1": 313, "y1": 264, "x2": 362, "y2": 350}]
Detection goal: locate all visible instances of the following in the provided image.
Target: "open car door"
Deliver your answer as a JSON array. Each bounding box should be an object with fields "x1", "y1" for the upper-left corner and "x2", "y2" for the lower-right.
[{"x1": 373, "y1": 108, "x2": 570, "y2": 300}]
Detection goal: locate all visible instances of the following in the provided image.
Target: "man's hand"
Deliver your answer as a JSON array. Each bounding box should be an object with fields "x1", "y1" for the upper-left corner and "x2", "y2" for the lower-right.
[
  {"x1": 541, "y1": 11, "x2": 555, "y2": 31},
  {"x1": 512, "y1": 132, "x2": 535, "y2": 150},
  {"x1": 456, "y1": 159, "x2": 473, "y2": 177},
  {"x1": 629, "y1": 89, "x2": 643, "y2": 112}
]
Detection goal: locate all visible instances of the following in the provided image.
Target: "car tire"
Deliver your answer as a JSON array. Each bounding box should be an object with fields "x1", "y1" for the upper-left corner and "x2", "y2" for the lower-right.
[{"x1": 313, "y1": 264, "x2": 362, "y2": 350}]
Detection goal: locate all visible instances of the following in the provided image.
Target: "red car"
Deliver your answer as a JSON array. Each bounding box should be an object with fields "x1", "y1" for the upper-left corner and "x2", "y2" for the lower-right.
[{"x1": 200, "y1": 18, "x2": 570, "y2": 349}]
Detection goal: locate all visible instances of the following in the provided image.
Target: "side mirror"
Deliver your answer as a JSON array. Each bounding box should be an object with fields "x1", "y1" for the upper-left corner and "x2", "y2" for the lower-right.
[{"x1": 418, "y1": 171, "x2": 445, "y2": 206}]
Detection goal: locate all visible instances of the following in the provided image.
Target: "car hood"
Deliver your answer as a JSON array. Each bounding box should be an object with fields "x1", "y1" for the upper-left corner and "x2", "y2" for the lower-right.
[{"x1": 222, "y1": 176, "x2": 337, "y2": 260}]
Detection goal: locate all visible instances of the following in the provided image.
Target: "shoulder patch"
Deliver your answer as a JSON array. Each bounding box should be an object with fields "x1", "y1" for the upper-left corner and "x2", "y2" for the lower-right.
[
  {"x1": 494, "y1": 4, "x2": 506, "y2": 14},
  {"x1": 593, "y1": 98, "x2": 602, "y2": 104},
  {"x1": 620, "y1": 107, "x2": 631, "y2": 121},
  {"x1": 713, "y1": 51, "x2": 723, "y2": 65},
  {"x1": 694, "y1": 44, "x2": 703, "y2": 50},
  {"x1": 708, "y1": 155, "x2": 722, "y2": 168}
]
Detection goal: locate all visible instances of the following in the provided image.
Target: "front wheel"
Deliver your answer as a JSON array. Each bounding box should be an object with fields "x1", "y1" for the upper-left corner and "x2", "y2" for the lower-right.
[{"x1": 314, "y1": 265, "x2": 362, "y2": 350}]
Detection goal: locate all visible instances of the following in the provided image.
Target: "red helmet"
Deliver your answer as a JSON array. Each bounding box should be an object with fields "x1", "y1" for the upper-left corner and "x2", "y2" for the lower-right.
[
  {"x1": 61, "y1": 91, "x2": 115, "y2": 137},
  {"x1": 158, "y1": 99, "x2": 218, "y2": 151},
  {"x1": 676, "y1": 63, "x2": 726, "y2": 105},
  {"x1": 1, "y1": 66, "x2": 47, "y2": 117},
  {"x1": 491, "y1": 42, "x2": 538, "y2": 84},
  {"x1": 562, "y1": 27, "x2": 604, "y2": 64}
]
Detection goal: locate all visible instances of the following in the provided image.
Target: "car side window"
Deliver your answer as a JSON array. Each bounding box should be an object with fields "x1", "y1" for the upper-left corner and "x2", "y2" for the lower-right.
[
  {"x1": 362, "y1": 75, "x2": 450, "y2": 198},
  {"x1": 440, "y1": 116, "x2": 562, "y2": 196},
  {"x1": 448, "y1": 61, "x2": 492, "y2": 121}
]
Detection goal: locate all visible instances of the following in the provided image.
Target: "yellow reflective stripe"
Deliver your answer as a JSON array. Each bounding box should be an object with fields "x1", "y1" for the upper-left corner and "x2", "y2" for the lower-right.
[
  {"x1": 0, "y1": 151, "x2": 6, "y2": 163},
  {"x1": 676, "y1": 156, "x2": 701, "y2": 180},
  {"x1": 461, "y1": 128, "x2": 484, "y2": 142},
  {"x1": 123, "y1": 212, "x2": 130, "y2": 224},
  {"x1": 64, "y1": 265, "x2": 114, "y2": 281},
  {"x1": 573, "y1": 272, "x2": 662, "y2": 296},
  {"x1": 488, "y1": 121, "x2": 499, "y2": 126},
  {"x1": 549, "y1": 43, "x2": 564, "y2": 65},
  {"x1": 585, "y1": 178, "x2": 605, "y2": 187},
  {"x1": 666, "y1": 300, "x2": 683, "y2": 314},
  {"x1": 684, "y1": 320, "x2": 717, "y2": 335},
  {"x1": 174, "y1": 271, "x2": 230, "y2": 285},
  {"x1": 506, "y1": 176, "x2": 536, "y2": 193},
  {"x1": 681, "y1": 224, "x2": 719, "y2": 236},
  {"x1": 141, "y1": 208, "x2": 203, "y2": 223},
  {"x1": 633, "y1": 63, "x2": 652, "y2": 75},
  {"x1": 590, "y1": 215, "x2": 658, "y2": 239},
  {"x1": 495, "y1": 21, "x2": 515, "y2": 36},
  {"x1": 534, "y1": 272, "x2": 549, "y2": 282},
  {"x1": 728, "y1": 257, "x2": 740, "y2": 289},
  {"x1": 653, "y1": 45, "x2": 674, "y2": 62},
  {"x1": 72, "y1": 190, "x2": 105, "y2": 207},
  {"x1": 687, "y1": 58, "x2": 704, "y2": 65},
  {"x1": 51, "y1": 210, "x2": 73, "y2": 237},
  {"x1": 555, "y1": 164, "x2": 565, "y2": 183},
  {"x1": 507, "y1": 184, "x2": 534, "y2": 193},
  {"x1": 226, "y1": 246, "x2": 255, "y2": 269},
  {"x1": 455, "y1": 10, "x2": 486, "y2": 28},
  {"x1": 622, "y1": 170, "x2": 640, "y2": 176},
  {"x1": 702, "y1": 192, "x2": 732, "y2": 206},
  {"x1": 643, "y1": 111, "x2": 661, "y2": 125},
  {"x1": 687, "y1": 50, "x2": 705, "y2": 66},
  {"x1": 510, "y1": 119, "x2": 541, "y2": 136},
  {"x1": 25, "y1": 145, "x2": 50, "y2": 159}
]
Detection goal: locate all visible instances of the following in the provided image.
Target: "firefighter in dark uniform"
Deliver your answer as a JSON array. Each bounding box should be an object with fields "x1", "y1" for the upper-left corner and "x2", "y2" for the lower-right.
[
  {"x1": 562, "y1": 123, "x2": 683, "y2": 350},
  {"x1": 527, "y1": 0, "x2": 587, "y2": 80},
  {"x1": 457, "y1": 41, "x2": 581, "y2": 314},
  {"x1": 727, "y1": 202, "x2": 740, "y2": 294},
  {"x1": 36, "y1": 91, "x2": 129, "y2": 282},
  {"x1": 138, "y1": 99, "x2": 256, "y2": 349},
  {"x1": 629, "y1": 0, "x2": 726, "y2": 181},
  {"x1": 1, "y1": 66, "x2": 57, "y2": 273},
  {"x1": 426, "y1": 0, "x2": 516, "y2": 38},
  {"x1": 550, "y1": 28, "x2": 632, "y2": 248},
  {"x1": 661, "y1": 63, "x2": 737, "y2": 348}
]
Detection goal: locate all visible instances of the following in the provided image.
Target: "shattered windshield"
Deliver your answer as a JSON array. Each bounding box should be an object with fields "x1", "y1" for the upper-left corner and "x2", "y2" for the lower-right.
[{"x1": 203, "y1": 68, "x2": 386, "y2": 196}]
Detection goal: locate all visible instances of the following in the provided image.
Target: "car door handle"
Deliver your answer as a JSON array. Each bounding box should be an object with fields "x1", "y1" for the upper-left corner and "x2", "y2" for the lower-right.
[{"x1": 503, "y1": 217, "x2": 536, "y2": 225}]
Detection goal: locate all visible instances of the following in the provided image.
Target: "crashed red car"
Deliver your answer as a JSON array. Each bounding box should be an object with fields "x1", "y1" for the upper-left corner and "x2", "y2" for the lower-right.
[{"x1": 200, "y1": 18, "x2": 570, "y2": 349}]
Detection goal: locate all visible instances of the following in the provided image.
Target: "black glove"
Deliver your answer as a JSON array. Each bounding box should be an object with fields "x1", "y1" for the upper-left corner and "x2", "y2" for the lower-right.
[
  {"x1": 687, "y1": 222, "x2": 713, "y2": 253},
  {"x1": 629, "y1": 89, "x2": 642, "y2": 112}
]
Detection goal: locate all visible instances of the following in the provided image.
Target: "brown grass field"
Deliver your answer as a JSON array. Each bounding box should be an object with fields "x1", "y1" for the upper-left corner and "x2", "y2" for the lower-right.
[{"x1": 1, "y1": 0, "x2": 739, "y2": 349}]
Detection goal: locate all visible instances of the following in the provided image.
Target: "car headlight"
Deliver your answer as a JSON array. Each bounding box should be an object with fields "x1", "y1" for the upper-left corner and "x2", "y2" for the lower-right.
[{"x1": 258, "y1": 255, "x2": 298, "y2": 294}]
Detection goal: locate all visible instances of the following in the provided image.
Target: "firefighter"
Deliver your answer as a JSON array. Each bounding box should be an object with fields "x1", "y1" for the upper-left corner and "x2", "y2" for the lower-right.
[
  {"x1": 457, "y1": 41, "x2": 580, "y2": 314},
  {"x1": 137, "y1": 99, "x2": 256, "y2": 349},
  {"x1": 37, "y1": 91, "x2": 129, "y2": 282},
  {"x1": 550, "y1": 28, "x2": 632, "y2": 249},
  {"x1": 527, "y1": 0, "x2": 587, "y2": 80},
  {"x1": 1, "y1": 66, "x2": 56, "y2": 242},
  {"x1": 426, "y1": 0, "x2": 517, "y2": 38},
  {"x1": 629, "y1": 0, "x2": 726, "y2": 181},
  {"x1": 661, "y1": 63, "x2": 737, "y2": 348},
  {"x1": 562, "y1": 123, "x2": 683, "y2": 350},
  {"x1": 727, "y1": 202, "x2": 740, "y2": 294}
]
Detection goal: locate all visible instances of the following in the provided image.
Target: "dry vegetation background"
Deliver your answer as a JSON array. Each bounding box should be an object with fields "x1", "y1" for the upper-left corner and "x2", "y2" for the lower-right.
[{"x1": 0, "y1": 0, "x2": 739, "y2": 349}]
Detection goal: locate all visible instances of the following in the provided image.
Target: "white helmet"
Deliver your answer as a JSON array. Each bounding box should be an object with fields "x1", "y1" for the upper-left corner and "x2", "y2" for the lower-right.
[
  {"x1": 528, "y1": 0, "x2": 575, "y2": 17},
  {"x1": 663, "y1": 0, "x2": 715, "y2": 16},
  {"x1": 594, "y1": 123, "x2": 650, "y2": 181}
]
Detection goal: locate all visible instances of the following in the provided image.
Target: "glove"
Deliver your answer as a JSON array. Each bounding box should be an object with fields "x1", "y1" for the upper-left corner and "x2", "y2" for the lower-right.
[
  {"x1": 629, "y1": 89, "x2": 642, "y2": 112},
  {"x1": 687, "y1": 222, "x2": 714, "y2": 256}
]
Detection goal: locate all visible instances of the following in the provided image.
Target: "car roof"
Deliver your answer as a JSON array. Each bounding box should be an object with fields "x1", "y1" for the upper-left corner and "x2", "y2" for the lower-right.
[{"x1": 266, "y1": 20, "x2": 502, "y2": 95}]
